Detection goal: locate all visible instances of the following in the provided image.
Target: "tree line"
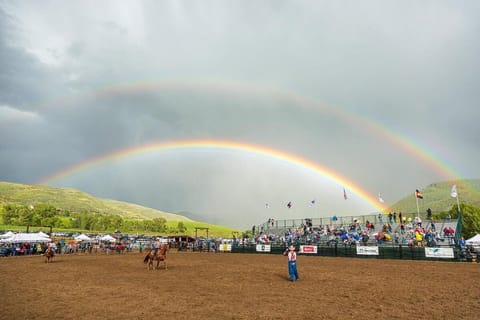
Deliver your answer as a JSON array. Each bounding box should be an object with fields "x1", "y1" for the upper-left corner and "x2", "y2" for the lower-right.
[{"x1": 0, "y1": 204, "x2": 187, "y2": 234}]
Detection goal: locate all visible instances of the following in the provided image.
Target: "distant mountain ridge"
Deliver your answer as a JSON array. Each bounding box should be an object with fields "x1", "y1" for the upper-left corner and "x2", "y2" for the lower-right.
[
  {"x1": 387, "y1": 179, "x2": 480, "y2": 214},
  {"x1": 0, "y1": 181, "x2": 192, "y2": 221}
]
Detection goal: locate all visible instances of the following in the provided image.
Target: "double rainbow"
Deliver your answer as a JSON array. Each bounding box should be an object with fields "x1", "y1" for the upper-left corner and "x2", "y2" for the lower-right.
[{"x1": 38, "y1": 139, "x2": 387, "y2": 212}]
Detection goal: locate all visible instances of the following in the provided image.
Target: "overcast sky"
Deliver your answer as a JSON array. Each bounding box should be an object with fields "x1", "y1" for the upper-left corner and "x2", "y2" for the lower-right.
[{"x1": 1, "y1": 1, "x2": 479, "y2": 229}]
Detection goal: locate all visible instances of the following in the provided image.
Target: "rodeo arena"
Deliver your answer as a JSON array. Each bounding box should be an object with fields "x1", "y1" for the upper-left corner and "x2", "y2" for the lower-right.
[{"x1": 1, "y1": 211, "x2": 479, "y2": 263}]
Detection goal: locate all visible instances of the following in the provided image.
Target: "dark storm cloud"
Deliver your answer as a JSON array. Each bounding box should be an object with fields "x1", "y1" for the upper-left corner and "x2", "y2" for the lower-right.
[
  {"x1": 0, "y1": 9, "x2": 60, "y2": 109},
  {"x1": 0, "y1": 1, "x2": 479, "y2": 229}
]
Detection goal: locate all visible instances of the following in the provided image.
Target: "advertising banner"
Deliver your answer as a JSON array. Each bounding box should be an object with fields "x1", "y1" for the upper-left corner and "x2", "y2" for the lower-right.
[
  {"x1": 425, "y1": 247, "x2": 454, "y2": 258},
  {"x1": 219, "y1": 244, "x2": 232, "y2": 252},
  {"x1": 256, "y1": 244, "x2": 271, "y2": 252},
  {"x1": 299, "y1": 245, "x2": 317, "y2": 254},
  {"x1": 356, "y1": 246, "x2": 379, "y2": 256}
]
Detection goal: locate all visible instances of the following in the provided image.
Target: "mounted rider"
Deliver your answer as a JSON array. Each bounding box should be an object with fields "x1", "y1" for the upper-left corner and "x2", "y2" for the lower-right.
[
  {"x1": 47, "y1": 240, "x2": 57, "y2": 256},
  {"x1": 153, "y1": 237, "x2": 161, "y2": 257}
]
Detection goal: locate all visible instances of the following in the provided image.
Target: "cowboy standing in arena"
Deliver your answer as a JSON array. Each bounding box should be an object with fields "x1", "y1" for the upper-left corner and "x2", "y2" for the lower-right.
[{"x1": 283, "y1": 245, "x2": 299, "y2": 282}]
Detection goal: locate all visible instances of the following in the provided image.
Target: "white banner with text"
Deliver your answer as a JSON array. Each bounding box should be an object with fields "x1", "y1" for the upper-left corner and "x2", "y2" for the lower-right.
[
  {"x1": 299, "y1": 245, "x2": 317, "y2": 254},
  {"x1": 425, "y1": 247, "x2": 454, "y2": 258},
  {"x1": 356, "y1": 246, "x2": 379, "y2": 256},
  {"x1": 256, "y1": 244, "x2": 271, "y2": 252}
]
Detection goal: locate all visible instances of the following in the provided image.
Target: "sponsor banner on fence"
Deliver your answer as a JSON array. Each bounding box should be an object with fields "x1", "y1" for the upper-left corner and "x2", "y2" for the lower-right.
[
  {"x1": 299, "y1": 245, "x2": 317, "y2": 254},
  {"x1": 356, "y1": 246, "x2": 379, "y2": 256},
  {"x1": 425, "y1": 247, "x2": 454, "y2": 258},
  {"x1": 219, "y1": 244, "x2": 232, "y2": 252},
  {"x1": 256, "y1": 244, "x2": 271, "y2": 253}
]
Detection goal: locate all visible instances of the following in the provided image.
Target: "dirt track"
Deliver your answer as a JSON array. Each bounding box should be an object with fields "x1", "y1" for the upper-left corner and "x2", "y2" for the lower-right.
[{"x1": 1, "y1": 251, "x2": 478, "y2": 320}]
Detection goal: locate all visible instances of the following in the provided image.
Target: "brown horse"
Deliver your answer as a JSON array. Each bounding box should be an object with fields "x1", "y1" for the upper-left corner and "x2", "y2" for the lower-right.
[
  {"x1": 44, "y1": 247, "x2": 54, "y2": 263},
  {"x1": 143, "y1": 244, "x2": 168, "y2": 270}
]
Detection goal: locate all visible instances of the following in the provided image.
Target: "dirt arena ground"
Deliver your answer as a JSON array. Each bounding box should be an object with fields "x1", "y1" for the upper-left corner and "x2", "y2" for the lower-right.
[{"x1": 1, "y1": 251, "x2": 479, "y2": 320}]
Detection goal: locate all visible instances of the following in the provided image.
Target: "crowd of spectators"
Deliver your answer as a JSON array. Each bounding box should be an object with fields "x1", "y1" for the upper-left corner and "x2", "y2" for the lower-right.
[
  {"x1": 0, "y1": 239, "x2": 138, "y2": 257},
  {"x1": 255, "y1": 215, "x2": 458, "y2": 249}
]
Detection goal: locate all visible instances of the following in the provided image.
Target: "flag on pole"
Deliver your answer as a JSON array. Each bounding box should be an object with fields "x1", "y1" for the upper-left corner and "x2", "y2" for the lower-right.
[
  {"x1": 451, "y1": 185, "x2": 457, "y2": 198},
  {"x1": 343, "y1": 188, "x2": 348, "y2": 200},
  {"x1": 378, "y1": 193, "x2": 385, "y2": 203},
  {"x1": 287, "y1": 201, "x2": 292, "y2": 209},
  {"x1": 415, "y1": 189, "x2": 423, "y2": 199}
]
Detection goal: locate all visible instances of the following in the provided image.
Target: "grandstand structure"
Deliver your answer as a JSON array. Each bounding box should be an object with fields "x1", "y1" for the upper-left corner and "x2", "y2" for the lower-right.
[{"x1": 254, "y1": 212, "x2": 459, "y2": 247}]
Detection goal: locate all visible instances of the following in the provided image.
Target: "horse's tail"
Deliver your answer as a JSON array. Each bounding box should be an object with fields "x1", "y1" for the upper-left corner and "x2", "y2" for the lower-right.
[{"x1": 143, "y1": 253, "x2": 150, "y2": 264}]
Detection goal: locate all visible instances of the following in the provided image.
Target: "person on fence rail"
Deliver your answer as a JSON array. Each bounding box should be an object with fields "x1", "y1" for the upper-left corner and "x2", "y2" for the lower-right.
[{"x1": 283, "y1": 245, "x2": 299, "y2": 282}]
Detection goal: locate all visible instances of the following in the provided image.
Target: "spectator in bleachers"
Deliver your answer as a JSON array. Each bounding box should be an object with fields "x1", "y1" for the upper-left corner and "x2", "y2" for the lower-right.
[
  {"x1": 376, "y1": 232, "x2": 385, "y2": 244},
  {"x1": 365, "y1": 220, "x2": 371, "y2": 230},
  {"x1": 415, "y1": 230, "x2": 424, "y2": 247},
  {"x1": 424, "y1": 230, "x2": 435, "y2": 247},
  {"x1": 361, "y1": 231, "x2": 369, "y2": 246},
  {"x1": 415, "y1": 216, "x2": 422, "y2": 227},
  {"x1": 394, "y1": 231, "x2": 400, "y2": 244},
  {"x1": 400, "y1": 223, "x2": 405, "y2": 234},
  {"x1": 458, "y1": 237, "x2": 466, "y2": 252}
]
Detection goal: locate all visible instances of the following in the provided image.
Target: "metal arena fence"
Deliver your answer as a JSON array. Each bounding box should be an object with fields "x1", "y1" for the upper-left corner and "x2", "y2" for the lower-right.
[{"x1": 228, "y1": 242, "x2": 478, "y2": 263}]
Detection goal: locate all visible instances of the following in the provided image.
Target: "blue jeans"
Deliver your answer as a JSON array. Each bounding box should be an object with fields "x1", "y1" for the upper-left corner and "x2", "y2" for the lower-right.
[{"x1": 288, "y1": 261, "x2": 299, "y2": 281}]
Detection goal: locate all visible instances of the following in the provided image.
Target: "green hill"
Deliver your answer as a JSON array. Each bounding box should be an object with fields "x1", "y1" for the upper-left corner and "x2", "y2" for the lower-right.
[
  {"x1": 0, "y1": 181, "x2": 190, "y2": 221},
  {"x1": 387, "y1": 179, "x2": 480, "y2": 214},
  {"x1": 0, "y1": 181, "x2": 240, "y2": 237}
]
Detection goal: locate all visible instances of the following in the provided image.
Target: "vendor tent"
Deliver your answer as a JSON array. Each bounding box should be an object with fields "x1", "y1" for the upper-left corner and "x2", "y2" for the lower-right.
[
  {"x1": 0, "y1": 231, "x2": 15, "y2": 239},
  {"x1": 466, "y1": 234, "x2": 480, "y2": 246},
  {"x1": 74, "y1": 234, "x2": 92, "y2": 241},
  {"x1": 37, "y1": 231, "x2": 50, "y2": 238},
  {"x1": 100, "y1": 234, "x2": 116, "y2": 242},
  {"x1": 0, "y1": 232, "x2": 51, "y2": 243}
]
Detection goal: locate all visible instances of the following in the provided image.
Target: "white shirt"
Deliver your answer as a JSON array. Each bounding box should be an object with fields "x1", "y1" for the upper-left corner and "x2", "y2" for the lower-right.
[{"x1": 288, "y1": 251, "x2": 296, "y2": 261}]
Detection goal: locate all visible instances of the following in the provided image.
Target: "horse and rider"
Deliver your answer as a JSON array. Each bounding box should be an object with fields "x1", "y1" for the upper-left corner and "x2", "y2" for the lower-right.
[
  {"x1": 45, "y1": 240, "x2": 56, "y2": 263},
  {"x1": 143, "y1": 238, "x2": 169, "y2": 270}
]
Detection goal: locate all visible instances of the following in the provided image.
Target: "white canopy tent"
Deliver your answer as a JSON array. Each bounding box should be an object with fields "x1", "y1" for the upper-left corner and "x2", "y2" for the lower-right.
[
  {"x1": 0, "y1": 232, "x2": 51, "y2": 243},
  {"x1": 74, "y1": 234, "x2": 92, "y2": 242},
  {"x1": 37, "y1": 231, "x2": 50, "y2": 238},
  {"x1": 100, "y1": 234, "x2": 116, "y2": 242},
  {"x1": 466, "y1": 234, "x2": 480, "y2": 246},
  {"x1": 0, "y1": 231, "x2": 15, "y2": 239}
]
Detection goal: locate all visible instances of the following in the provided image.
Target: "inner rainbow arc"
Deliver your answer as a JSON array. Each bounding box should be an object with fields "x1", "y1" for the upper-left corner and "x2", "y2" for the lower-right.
[{"x1": 37, "y1": 139, "x2": 387, "y2": 212}]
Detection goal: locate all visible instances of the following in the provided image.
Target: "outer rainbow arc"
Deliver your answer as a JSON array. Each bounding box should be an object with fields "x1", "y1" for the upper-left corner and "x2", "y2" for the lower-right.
[
  {"x1": 35, "y1": 78, "x2": 461, "y2": 182},
  {"x1": 37, "y1": 139, "x2": 386, "y2": 212}
]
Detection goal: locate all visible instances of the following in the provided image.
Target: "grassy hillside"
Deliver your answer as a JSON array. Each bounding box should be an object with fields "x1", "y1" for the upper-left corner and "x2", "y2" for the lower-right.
[
  {"x1": 0, "y1": 181, "x2": 240, "y2": 237},
  {"x1": 387, "y1": 179, "x2": 480, "y2": 214},
  {"x1": 0, "y1": 181, "x2": 190, "y2": 221}
]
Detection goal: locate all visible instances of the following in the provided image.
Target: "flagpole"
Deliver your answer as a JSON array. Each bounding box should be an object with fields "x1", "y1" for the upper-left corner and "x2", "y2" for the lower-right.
[
  {"x1": 455, "y1": 190, "x2": 462, "y2": 243},
  {"x1": 415, "y1": 194, "x2": 420, "y2": 218},
  {"x1": 456, "y1": 192, "x2": 461, "y2": 213}
]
